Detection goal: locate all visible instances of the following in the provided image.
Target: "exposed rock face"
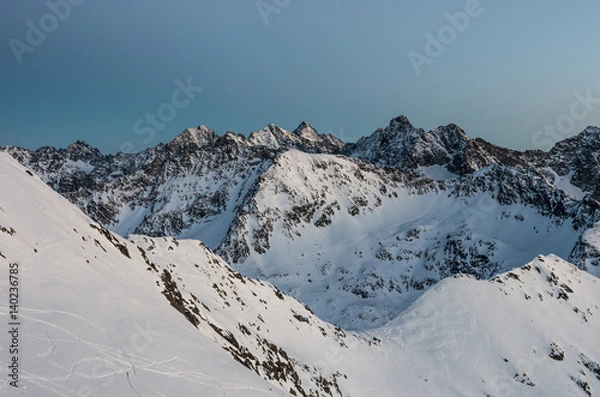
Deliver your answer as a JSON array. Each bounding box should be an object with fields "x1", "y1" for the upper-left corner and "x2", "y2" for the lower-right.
[{"x1": 343, "y1": 116, "x2": 471, "y2": 173}]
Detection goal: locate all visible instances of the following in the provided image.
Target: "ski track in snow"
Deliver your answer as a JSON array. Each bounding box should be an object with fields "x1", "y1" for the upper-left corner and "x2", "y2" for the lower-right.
[
  {"x1": 0, "y1": 309, "x2": 276, "y2": 396},
  {"x1": 39, "y1": 329, "x2": 57, "y2": 358}
]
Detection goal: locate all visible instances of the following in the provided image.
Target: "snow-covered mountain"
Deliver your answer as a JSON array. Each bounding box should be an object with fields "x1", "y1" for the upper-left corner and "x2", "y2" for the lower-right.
[
  {"x1": 217, "y1": 148, "x2": 600, "y2": 329},
  {"x1": 248, "y1": 122, "x2": 345, "y2": 154},
  {"x1": 342, "y1": 115, "x2": 472, "y2": 175},
  {"x1": 1, "y1": 122, "x2": 342, "y2": 245},
  {"x1": 342, "y1": 116, "x2": 600, "y2": 205},
  {"x1": 0, "y1": 152, "x2": 356, "y2": 396},
  {"x1": 4, "y1": 116, "x2": 600, "y2": 331},
  {"x1": 1, "y1": 151, "x2": 600, "y2": 396}
]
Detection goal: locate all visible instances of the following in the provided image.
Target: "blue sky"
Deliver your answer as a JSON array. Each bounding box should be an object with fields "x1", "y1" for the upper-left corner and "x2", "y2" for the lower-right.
[{"x1": 2, "y1": 0, "x2": 600, "y2": 154}]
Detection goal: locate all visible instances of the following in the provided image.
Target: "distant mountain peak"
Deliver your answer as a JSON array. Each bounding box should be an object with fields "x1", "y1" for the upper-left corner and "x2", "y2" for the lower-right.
[
  {"x1": 171, "y1": 126, "x2": 217, "y2": 148},
  {"x1": 389, "y1": 115, "x2": 414, "y2": 130},
  {"x1": 265, "y1": 122, "x2": 282, "y2": 131},
  {"x1": 567, "y1": 126, "x2": 600, "y2": 143},
  {"x1": 294, "y1": 120, "x2": 316, "y2": 133},
  {"x1": 66, "y1": 140, "x2": 97, "y2": 151},
  {"x1": 292, "y1": 121, "x2": 319, "y2": 141},
  {"x1": 247, "y1": 122, "x2": 344, "y2": 153},
  {"x1": 431, "y1": 123, "x2": 470, "y2": 147},
  {"x1": 64, "y1": 140, "x2": 102, "y2": 162},
  {"x1": 296, "y1": 120, "x2": 311, "y2": 129},
  {"x1": 69, "y1": 139, "x2": 91, "y2": 147}
]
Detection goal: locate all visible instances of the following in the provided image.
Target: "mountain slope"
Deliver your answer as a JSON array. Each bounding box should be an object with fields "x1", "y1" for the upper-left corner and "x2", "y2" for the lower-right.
[
  {"x1": 0, "y1": 152, "x2": 353, "y2": 396},
  {"x1": 362, "y1": 254, "x2": 600, "y2": 397},
  {"x1": 0, "y1": 153, "x2": 278, "y2": 396}
]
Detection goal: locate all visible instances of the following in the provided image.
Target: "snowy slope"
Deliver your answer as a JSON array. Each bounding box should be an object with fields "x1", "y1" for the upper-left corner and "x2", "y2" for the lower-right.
[
  {"x1": 356, "y1": 255, "x2": 600, "y2": 397},
  {"x1": 0, "y1": 152, "x2": 281, "y2": 396},
  {"x1": 129, "y1": 235, "x2": 365, "y2": 397},
  {"x1": 0, "y1": 152, "x2": 345, "y2": 396}
]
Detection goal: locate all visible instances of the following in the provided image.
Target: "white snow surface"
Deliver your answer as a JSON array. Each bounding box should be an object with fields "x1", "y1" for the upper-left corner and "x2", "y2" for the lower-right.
[
  {"x1": 417, "y1": 164, "x2": 458, "y2": 180},
  {"x1": 62, "y1": 159, "x2": 95, "y2": 175},
  {"x1": 543, "y1": 168, "x2": 586, "y2": 200}
]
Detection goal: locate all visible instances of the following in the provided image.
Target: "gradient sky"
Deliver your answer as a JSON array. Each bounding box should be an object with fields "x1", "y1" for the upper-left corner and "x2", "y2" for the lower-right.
[{"x1": 2, "y1": 0, "x2": 600, "y2": 154}]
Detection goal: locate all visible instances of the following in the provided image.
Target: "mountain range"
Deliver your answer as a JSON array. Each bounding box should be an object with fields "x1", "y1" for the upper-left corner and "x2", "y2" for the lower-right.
[{"x1": 2, "y1": 115, "x2": 600, "y2": 395}]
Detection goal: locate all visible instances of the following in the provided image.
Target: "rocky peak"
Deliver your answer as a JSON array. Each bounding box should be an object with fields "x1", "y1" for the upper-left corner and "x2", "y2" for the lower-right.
[
  {"x1": 433, "y1": 124, "x2": 469, "y2": 145},
  {"x1": 260, "y1": 123, "x2": 288, "y2": 138},
  {"x1": 65, "y1": 140, "x2": 102, "y2": 162},
  {"x1": 549, "y1": 126, "x2": 600, "y2": 160},
  {"x1": 345, "y1": 116, "x2": 539, "y2": 178},
  {"x1": 543, "y1": 127, "x2": 600, "y2": 199},
  {"x1": 388, "y1": 115, "x2": 415, "y2": 132},
  {"x1": 247, "y1": 124, "x2": 287, "y2": 148},
  {"x1": 247, "y1": 122, "x2": 344, "y2": 154},
  {"x1": 374, "y1": 115, "x2": 421, "y2": 146},
  {"x1": 221, "y1": 131, "x2": 249, "y2": 147},
  {"x1": 292, "y1": 121, "x2": 319, "y2": 140},
  {"x1": 170, "y1": 126, "x2": 218, "y2": 148},
  {"x1": 344, "y1": 116, "x2": 467, "y2": 172},
  {"x1": 572, "y1": 126, "x2": 600, "y2": 143}
]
